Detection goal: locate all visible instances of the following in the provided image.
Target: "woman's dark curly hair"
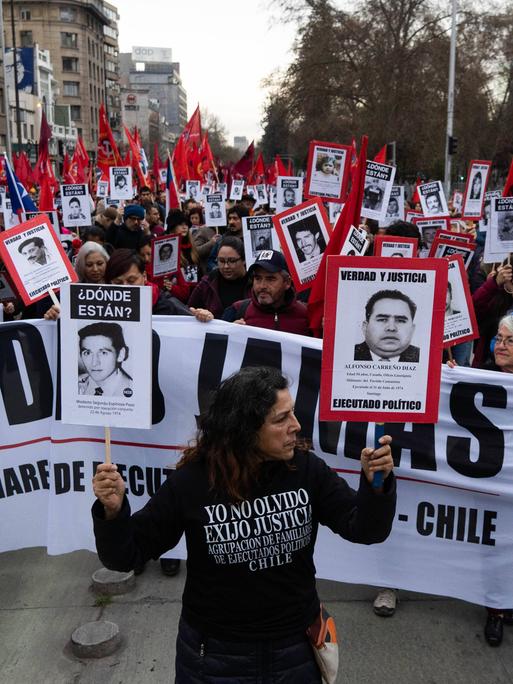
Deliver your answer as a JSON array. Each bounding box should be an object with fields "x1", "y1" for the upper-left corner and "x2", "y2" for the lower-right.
[{"x1": 178, "y1": 366, "x2": 289, "y2": 501}]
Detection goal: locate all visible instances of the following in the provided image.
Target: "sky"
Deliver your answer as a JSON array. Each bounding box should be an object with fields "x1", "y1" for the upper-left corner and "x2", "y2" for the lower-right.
[{"x1": 116, "y1": 1, "x2": 298, "y2": 145}]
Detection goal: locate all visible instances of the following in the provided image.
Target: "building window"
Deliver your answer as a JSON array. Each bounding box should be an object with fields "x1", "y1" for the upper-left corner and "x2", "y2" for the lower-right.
[
  {"x1": 0, "y1": 89, "x2": 4, "y2": 114},
  {"x1": 30, "y1": 124, "x2": 34, "y2": 139},
  {"x1": 61, "y1": 32, "x2": 78, "y2": 48},
  {"x1": 60, "y1": 7, "x2": 77, "y2": 22},
  {"x1": 19, "y1": 31, "x2": 33, "y2": 47},
  {"x1": 70, "y1": 105, "x2": 81, "y2": 121},
  {"x1": 62, "y1": 57, "x2": 79, "y2": 72},
  {"x1": 63, "y1": 81, "x2": 79, "y2": 97},
  {"x1": 20, "y1": 8, "x2": 31, "y2": 20}
]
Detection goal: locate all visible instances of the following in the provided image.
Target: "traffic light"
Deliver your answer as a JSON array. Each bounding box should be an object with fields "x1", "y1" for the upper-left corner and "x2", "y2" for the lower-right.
[{"x1": 448, "y1": 136, "x2": 458, "y2": 155}]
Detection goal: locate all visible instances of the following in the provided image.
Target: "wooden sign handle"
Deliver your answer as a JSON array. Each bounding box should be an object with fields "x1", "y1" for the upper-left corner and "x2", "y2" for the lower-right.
[{"x1": 105, "y1": 426, "x2": 111, "y2": 465}]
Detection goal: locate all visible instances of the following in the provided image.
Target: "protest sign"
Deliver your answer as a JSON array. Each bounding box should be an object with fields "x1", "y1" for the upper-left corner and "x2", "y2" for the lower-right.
[
  {"x1": 430, "y1": 238, "x2": 476, "y2": 269},
  {"x1": 268, "y1": 185, "x2": 277, "y2": 209},
  {"x1": 151, "y1": 234, "x2": 180, "y2": 279},
  {"x1": 159, "y1": 168, "x2": 167, "y2": 185},
  {"x1": 373, "y1": 235, "x2": 418, "y2": 258},
  {"x1": 230, "y1": 179, "x2": 244, "y2": 201},
  {"x1": 320, "y1": 256, "x2": 447, "y2": 423},
  {"x1": 2, "y1": 198, "x2": 20, "y2": 229},
  {"x1": 22, "y1": 210, "x2": 60, "y2": 236},
  {"x1": 61, "y1": 184, "x2": 91, "y2": 229},
  {"x1": 1, "y1": 318, "x2": 513, "y2": 609},
  {"x1": 304, "y1": 140, "x2": 351, "y2": 203},
  {"x1": 201, "y1": 184, "x2": 212, "y2": 201},
  {"x1": 217, "y1": 182, "x2": 228, "y2": 200},
  {"x1": 60, "y1": 282, "x2": 152, "y2": 429},
  {"x1": 451, "y1": 190, "x2": 463, "y2": 214},
  {"x1": 0, "y1": 270, "x2": 16, "y2": 302},
  {"x1": 405, "y1": 211, "x2": 423, "y2": 223},
  {"x1": 273, "y1": 199, "x2": 331, "y2": 291},
  {"x1": 490, "y1": 197, "x2": 513, "y2": 254},
  {"x1": 109, "y1": 167, "x2": 133, "y2": 200},
  {"x1": 480, "y1": 190, "x2": 501, "y2": 232},
  {"x1": 443, "y1": 255, "x2": 479, "y2": 348},
  {"x1": 242, "y1": 215, "x2": 280, "y2": 267},
  {"x1": 186, "y1": 180, "x2": 201, "y2": 202},
  {"x1": 382, "y1": 185, "x2": 405, "y2": 226},
  {"x1": 328, "y1": 202, "x2": 343, "y2": 225},
  {"x1": 0, "y1": 215, "x2": 77, "y2": 305},
  {"x1": 276, "y1": 176, "x2": 303, "y2": 213},
  {"x1": 255, "y1": 184, "x2": 268, "y2": 205},
  {"x1": 340, "y1": 225, "x2": 369, "y2": 256},
  {"x1": 461, "y1": 160, "x2": 491, "y2": 220},
  {"x1": 205, "y1": 192, "x2": 227, "y2": 227},
  {"x1": 96, "y1": 180, "x2": 109, "y2": 198},
  {"x1": 434, "y1": 229, "x2": 474, "y2": 245},
  {"x1": 360, "y1": 161, "x2": 396, "y2": 222},
  {"x1": 418, "y1": 181, "x2": 449, "y2": 218},
  {"x1": 413, "y1": 217, "x2": 449, "y2": 256}
]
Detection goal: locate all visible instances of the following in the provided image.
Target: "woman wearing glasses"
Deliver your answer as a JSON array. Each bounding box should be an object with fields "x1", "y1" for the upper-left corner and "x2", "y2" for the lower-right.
[
  {"x1": 187, "y1": 236, "x2": 250, "y2": 318},
  {"x1": 472, "y1": 261, "x2": 513, "y2": 368}
]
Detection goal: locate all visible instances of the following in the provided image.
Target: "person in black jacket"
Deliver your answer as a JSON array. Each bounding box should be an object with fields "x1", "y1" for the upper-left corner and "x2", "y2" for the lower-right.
[
  {"x1": 92, "y1": 366, "x2": 396, "y2": 682},
  {"x1": 105, "y1": 205, "x2": 146, "y2": 251}
]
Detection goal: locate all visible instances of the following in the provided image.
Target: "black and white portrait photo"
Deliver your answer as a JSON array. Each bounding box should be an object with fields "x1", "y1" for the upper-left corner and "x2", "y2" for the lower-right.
[
  {"x1": 109, "y1": 167, "x2": 133, "y2": 200},
  {"x1": 242, "y1": 215, "x2": 279, "y2": 267},
  {"x1": 443, "y1": 255, "x2": 479, "y2": 347},
  {"x1": 276, "y1": 177, "x2": 303, "y2": 214},
  {"x1": 205, "y1": 192, "x2": 226, "y2": 228},
  {"x1": 490, "y1": 197, "x2": 513, "y2": 254},
  {"x1": 152, "y1": 234, "x2": 180, "y2": 278},
  {"x1": 61, "y1": 184, "x2": 92, "y2": 228},
  {"x1": 230, "y1": 179, "x2": 244, "y2": 201},
  {"x1": 77, "y1": 322, "x2": 133, "y2": 397},
  {"x1": 306, "y1": 142, "x2": 350, "y2": 201},
  {"x1": 382, "y1": 186, "x2": 405, "y2": 227},
  {"x1": 360, "y1": 161, "x2": 396, "y2": 222},
  {"x1": 186, "y1": 180, "x2": 201, "y2": 201},
  {"x1": 461, "y1": 161, "x2": 490, "y2": 220},
  {"x1": 418, "y1": 181, "x2": 449, "y2": 217}
]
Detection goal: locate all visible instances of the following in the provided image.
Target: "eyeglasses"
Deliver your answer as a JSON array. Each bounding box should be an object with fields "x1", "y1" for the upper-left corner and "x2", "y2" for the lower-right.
[
  {"x1": 494, "y1": 335, "x2": 513, "y2": 348},
  {"x1": 218, "y1": 257, "x2": 241, "y2": 266}
]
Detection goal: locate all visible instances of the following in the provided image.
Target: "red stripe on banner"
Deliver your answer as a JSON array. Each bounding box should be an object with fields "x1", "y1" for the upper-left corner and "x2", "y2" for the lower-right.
[
  {"x1": 333, "y1": 468, "x2": 500, "y2": 496},
  {"x1": 0, "y1": 436, "x2": 185, "y2": 451}
]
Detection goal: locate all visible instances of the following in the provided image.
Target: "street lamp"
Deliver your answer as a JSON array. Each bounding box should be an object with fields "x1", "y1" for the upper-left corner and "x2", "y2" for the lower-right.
[{"x1": 444, "y1": 0, "x2": 457, "y2": 196}]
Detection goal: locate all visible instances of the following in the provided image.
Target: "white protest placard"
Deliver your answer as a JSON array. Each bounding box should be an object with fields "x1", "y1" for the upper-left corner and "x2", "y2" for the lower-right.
[
  {"x1": 230, "y1": 179, "x2": 244, "y2": 201},
  {"x1": 489, "y1": 196, "x2": 513, "y2": 255},
  {"x1": 328, "y1": 202, "x2": 343, "y2": 225},
  {"x1": 151, "y1": 234, "x2": 180, "y2": 278},
  {"x1": 480, "y1": 190, "x2": 501, "y2": 233},
  {"x1": 159, "y1": 168, "x2": 167, "y2": 185},
  {"x1": 96, "y1": 180, "x2": 109, "y2": 198},
  {"x1": 0, "y1": 215, "x2": 78, "y2": 305},
  {"x1": 443, "y1": 255, "x2": 479, "y2": 348},
  {"x1": 217, "y1": 182, "x2": 228, "y2": 200},
  {"x1": 109, "y1": 167, "x2": 133, "y2": 200},
  {"x1": 255, "y1": 184, "x2": 268, "y2": 205},
  {"x1": 61, "y1": 184, "x2": 92, "y2": 228},
  {"x1": 305, "y1": 141, "x2": 351, "y2": 203},
  {"x1": 60, "y1": 282, "x2": 152, "y2": 428},
  {"x1": 340, "y1": 225, "x2": 369, "y2": 256},
  {"x1": 431, "y1": 238, "x2": 476, "y2": 269},
  {"x1": 205, "y1": 192, "x2": 227, "y2": 227},
  {"x1": 2, "y1": 198, "x2": 20, "y2": 229},
  {"x1": 461, "y1": 160, "x2": 491, "y2": 220},
  {"x1": 186, "y1": 180, "x2": 201, "y2": 202},
  {"x1": 382, "y1": 186, "x2": 405, "y2": 226},
  {"x1": 360, "y1": 161, "x2": 396, "y2": 222},
  {"x1": 268, "y1": 185, "x2": 277, "y2": 209},
  {"x1": 413, "y1": 217, "x2": 449, "y2": 256},
  {"x1": 242, "y1": 215, "x2": 280, "y2": 268},
  {"x1": 276, "y1": 176, "x2": 303, "y2": 214},
  {"x1": 320, "y1": 256, "x2": 448, "y2": 423},
  {"x1": 373, "y1": 235, "x2": 418, "y2": 258},
  {"x1": 452, "y1": 190, "x2": 463, "y2": 214},
  {"x1": 22, "y1": 210, "x2": 60, "y2": 236},
  {"x1": 273, "y1": 198, "x2": 331, "y2": 291},
  {"x1": 418, "y1": 181, "x2": 449, "y2": 218}
]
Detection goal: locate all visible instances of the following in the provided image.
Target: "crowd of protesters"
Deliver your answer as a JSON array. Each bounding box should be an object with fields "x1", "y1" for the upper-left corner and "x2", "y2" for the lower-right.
[{"x1": 1, "y1": 176, "x2": 511, "y2": 666}]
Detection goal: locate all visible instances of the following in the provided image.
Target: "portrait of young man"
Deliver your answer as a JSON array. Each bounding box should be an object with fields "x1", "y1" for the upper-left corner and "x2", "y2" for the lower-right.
[
  {"x1": 77, "y1": 322, "x2": 133, "y2": 397},
  {"x1": 18, "y1": 236, "x2": 51, "y2": 267},
  {"x1": 354, "y1": 289, "x2": 420, "y2": 362}
]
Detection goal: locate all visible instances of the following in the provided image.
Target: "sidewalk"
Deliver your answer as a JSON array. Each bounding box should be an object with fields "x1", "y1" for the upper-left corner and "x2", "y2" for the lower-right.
[{"x1": 1, "y1": 548, "x2": 512, "y2": 683}]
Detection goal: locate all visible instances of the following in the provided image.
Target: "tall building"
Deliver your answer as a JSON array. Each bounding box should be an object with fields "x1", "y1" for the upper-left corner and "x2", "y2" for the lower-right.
[
  {"x1": 119, "y1": 47, "x2": 187, "y2": 144},
  {"x1": 2, "y1": 0, "x2": 121, "y2": 155}
]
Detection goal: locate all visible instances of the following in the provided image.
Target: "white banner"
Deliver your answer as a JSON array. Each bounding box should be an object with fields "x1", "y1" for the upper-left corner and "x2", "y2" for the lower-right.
[{"x1": 1, "y1": 318, "x2": 512, "y2": 608}]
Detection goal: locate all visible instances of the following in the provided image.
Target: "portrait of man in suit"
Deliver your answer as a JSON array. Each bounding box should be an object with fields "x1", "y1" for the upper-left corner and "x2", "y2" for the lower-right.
[{"x1": 354, "y1": 289, "x2": 420, "y2": 362}]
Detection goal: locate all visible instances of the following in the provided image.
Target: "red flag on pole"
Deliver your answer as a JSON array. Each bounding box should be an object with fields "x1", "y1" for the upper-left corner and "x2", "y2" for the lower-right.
[
  {"x1": 198, "y1": 131, "x2": 217, "y2": 180},
  {"x1": 124, "y1": 125, "x2": 151, "y2": 188},
  {"x1": 275, "y1": 154, "x2": 288, "y2": 177},
  {"x1": 152, "y1": 143, "x2": 162, "y2": 192},
  {"x1": 172, "y1": 135, "x2": 188, "y2": 187},
  {"x1": 307, "y1": 135, "x2": 369, "y2": 337},
  {"x1": 38, "y1": 174, "x2": 55, "y2": 211},
  {"x1": 97, "y1": 103, "x2": 122, "y2": 173},
  {"x1": 411, "y1": 176, "x2": 422, "y2": 205},
  {"x1": 374, "y1": 144, "x2": 387, "y2": 164},
  {"x1": 34, "y1": 111, "x2": 55, "y2": 186},
  {"x1": 232, "y1": 141, "x2": 255, "y2": 179},
  {"x1": 182, "y1": 105, "x2": 202, "y2": 149},
  {"x1": 249, "y1": 152, "x2": 265, "y2": 184}
]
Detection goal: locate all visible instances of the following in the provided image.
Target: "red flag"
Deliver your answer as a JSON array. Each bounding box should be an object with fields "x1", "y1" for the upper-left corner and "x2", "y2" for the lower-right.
[
  {"x1": 124, "y1": 125, "x2": 151, "y2": 188},
  {"x1": 275, "y1": 154, "x2": 288, "y2": 177},
  {"x1": 266, "y1": 163, "x2": 276, "y2": 186},
  {"x1": 152, "y1": 143, "x2": 162, "y2": 192},
  {"x1": 172, "y1": 135, "x2": 188, "y2": 187},
  {"x1": 350, "y1": 137, "x2": 358, "y2": 168},
  {"x1": 411, "y1": 176, "x2": 422, "y2": 205},
  {"x1": 232, "y1": 141, "x2": 255, "y2": 179},
  {"x1": 62, "y1": 152, "x2": 75, "y2": 183},
  {"x1": 34, "y1": 111, "x2": 55, "y2": 186},
  {"x1": 503, "y1": 159, "x2": 513, "y2": 197},
  {"x1": 374, "y1": 144, "x2": 387, "y2": 164},
  {"x1": 38, "y1": 174, "x2": 55, "y2": 211},
  {"x1": 182, "y1": 105, "x2": 202, "y2": 150},
  {"x1": 307, "y1": 135, "x2": 369, "y2": 337},
  {"x1": 198, "y1": 131, "x2": 216, "y2": 179},
  {"x1": 97, "y1": 103, "x2": 122, "y2": 173},
  {"x1": 249, "y1": 152, "x2": 265, "y2": 184},
  {"x1": 287, "y1": 159, "x2": 293, "y2": 176}
]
